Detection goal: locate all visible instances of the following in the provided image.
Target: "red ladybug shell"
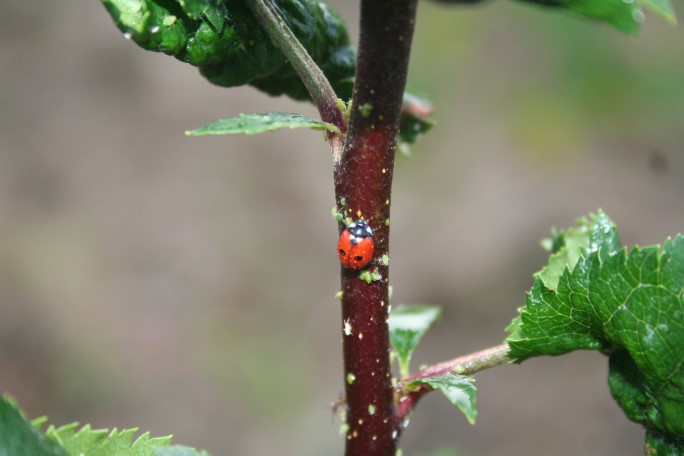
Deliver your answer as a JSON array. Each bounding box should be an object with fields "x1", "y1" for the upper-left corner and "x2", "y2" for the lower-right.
[{"x1": 338, "y1": 220, "x2": 375, "y2": 269}]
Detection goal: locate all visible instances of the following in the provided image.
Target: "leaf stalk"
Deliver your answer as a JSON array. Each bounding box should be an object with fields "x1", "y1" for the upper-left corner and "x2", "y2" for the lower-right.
[
  {"x1": 395, "y1": 344, "x2": 511, "y2": 422},
  {"x1": 246, "y1": 0, "x2": 347, "y2": 154}
]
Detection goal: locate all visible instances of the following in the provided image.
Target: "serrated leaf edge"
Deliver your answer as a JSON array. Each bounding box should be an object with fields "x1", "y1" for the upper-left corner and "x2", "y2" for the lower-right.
[{"x1": 185, "y1": 112, "x2": 340, "y2": 136}]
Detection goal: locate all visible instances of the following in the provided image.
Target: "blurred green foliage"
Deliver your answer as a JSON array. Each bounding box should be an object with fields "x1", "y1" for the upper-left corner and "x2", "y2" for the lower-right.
[{"x1": 407, "y1": 1, "x2": 684, "y2": 163}]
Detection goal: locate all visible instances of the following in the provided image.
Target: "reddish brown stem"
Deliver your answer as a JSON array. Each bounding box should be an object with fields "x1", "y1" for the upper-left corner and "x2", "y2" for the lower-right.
[{"x1": 335, "y1": 1, "x2": 418, "y2": 455}]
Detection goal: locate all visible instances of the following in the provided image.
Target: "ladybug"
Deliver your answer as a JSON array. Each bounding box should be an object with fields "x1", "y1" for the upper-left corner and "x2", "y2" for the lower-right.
[{"x1": 338, "y1": 220, "x2": 375, "y2": 269}]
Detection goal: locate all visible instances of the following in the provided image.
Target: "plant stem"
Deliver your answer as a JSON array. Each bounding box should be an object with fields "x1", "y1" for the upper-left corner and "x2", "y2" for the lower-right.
[
  {"x1": 409, "y1": 343, "x2": 511, "y2": 380},
  {"x1": 396, "y1": 344, "x2": 511, "y2": 420},
  {"x1": 246, "y1": 0, "x2": 346, "y2": 153},
  {"x1": 335, "y1": 1, "x2": 418, "y2": 455}
]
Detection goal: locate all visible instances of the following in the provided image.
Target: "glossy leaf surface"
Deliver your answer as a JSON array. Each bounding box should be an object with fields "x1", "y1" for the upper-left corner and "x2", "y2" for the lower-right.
[
  {"x1": 507, "y1": 213, "x2": 684, "y2": 451},
  {"x1": 101, "y1": 0, "x2": 355, "y2": 100}
]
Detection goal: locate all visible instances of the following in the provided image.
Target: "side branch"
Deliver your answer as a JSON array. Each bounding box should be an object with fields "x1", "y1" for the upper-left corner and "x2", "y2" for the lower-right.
[
  {"x1": 407, "y1": 343, "x2": 511, "y2": 381},
  {"x1": 396, "y1": 344, "x2": 511, "y2": 420}
]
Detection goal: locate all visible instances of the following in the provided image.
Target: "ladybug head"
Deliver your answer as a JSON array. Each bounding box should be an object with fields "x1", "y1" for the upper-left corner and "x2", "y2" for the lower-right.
[{"x1": 347, "y1": 220, "x2": 373, "y2": 243}]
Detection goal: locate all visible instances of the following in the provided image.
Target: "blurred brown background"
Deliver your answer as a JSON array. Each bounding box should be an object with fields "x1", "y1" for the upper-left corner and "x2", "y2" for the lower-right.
[{"x1": 2, "y1": 1, "x2": 684, "y2": 455}]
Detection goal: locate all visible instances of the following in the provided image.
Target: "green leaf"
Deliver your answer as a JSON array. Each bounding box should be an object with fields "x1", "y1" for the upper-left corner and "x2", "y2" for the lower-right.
[
  {"x1": 641, "y1": 0, "x2": 677, "y2": 24},
  {"x1": 0, "y1": 395, "x2": 214, "y2": 456},
  {"x1": 507, "y1": 211, "x2": 619, "y2": 339},
  {"x1": 506, "y1": 213, "x2": 684, "y2": 450},
  {"x1": 609, "y1": 348, "x2": 684, "y2": 453},
  {"x1": 185, "y1": 112, "x2": 339, "y2": 136},
  {"x1": 416, "y1": 450, "x2": 461, "y2": 456},
  {"x1": 154, "y1": 446, "x2": 214, "y2": 456},
  {"x1": 430, "y1": 0, "x2": 678, "y2": 32},
  {"x1": 47, "y1": 424, "x2": 172, "y2": 456},
  {"x1": 514, "y1": 0, "x2": 643, "y2": 34},
  {"x1": 389, "y1": 305, "x2": 442, "y2": 377},
  {"x1": 398, "y1": 93, "x2": 434, "y2": 147},
  {"x1": 102, "y1": 1, "x2": 435, "y2": 144},
  {"x1": 537, "y1": 210, "x2": 620, "y2": 290},
  {"x1": 405, "y1": 373, "x2": 477, "y2": 425},
  {"x1": 644, "y1": 430, "x2": 684, "y2": 455},
  {"x1": 0, "y1": 395, "x2": 69, "y2": 456},
  {"x1": 101, "y1": 0, "x2": 355, "y2": 100}
]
